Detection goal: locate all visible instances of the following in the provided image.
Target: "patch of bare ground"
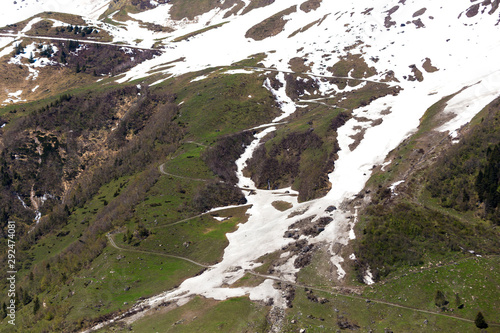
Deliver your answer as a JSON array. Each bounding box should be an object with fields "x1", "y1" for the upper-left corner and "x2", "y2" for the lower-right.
[
  {"x1": 347, "y1": 119, "x2": 382, "y2": 151},
  {"x1": 412, "y1": 18, "x2": 425, "y2": 28},
  {"x1": 327, "y1": 53, "x2": 377, "y2": 79},
  {"x1": 348, "y1": 128, "x2": 366, "y2": 151},
  {"x1": 299, "y1": 0, "x2": 322, "y2": 13},
  {"x1": 241, "y1": 0, "x2": 276, "y2": 15},
  {"x1": 223, "y1": 0, "x2": 246, "y2": 18},
  {"x1": 288, "y1": 57, "x2": 312, "y2": 73},
  {"x1": 168, "y1": 0, "x2": 221, "y2": 20},
  {"x1": 422, "y1": 57, "x2": 439, "y2": 73},
  {"x1": 271, "y1": 200, "x2": 293, "y2": 211},
  {"x1": 384, "y1": 5, "x2": 399, "y2": 28},
  {"x1": 317, "y1": 13, "x2": 330, "y2": 26},
  {"x1": 245, "y1": 6, "x2": 297, "y2": 41},
  {"x1": 0, "y1": 63, "x2": 96, "y2": 106},
  {"x1": 381, "y1": 69, "x2": 399, "y2": 83},
  {"x1": 407, "y1": 64, "x2": 424, "y2": 82},
  {"x1": 466, "y1": 3, "x2": 481, "y2": 18},
  {"x1": 361, "y1": 8, "x2": 374, "y2": 15},
  {"x1": 333, "y1": 82, "x2": 401, "y2": 110},
  {"x1": 288, "y1": 19, "x2": 320, "y2": 38},
  {"x1": 413, "y1": 8, "x2": 427, "y2": 17}
]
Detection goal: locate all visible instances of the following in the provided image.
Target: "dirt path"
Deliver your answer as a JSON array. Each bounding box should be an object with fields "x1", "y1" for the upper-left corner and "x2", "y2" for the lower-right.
[
  {"x1": 104, "y1": 230, "x2": 500, "y2": 328},
  {"x1": 106, "y1": 233, "x2": 212, "y2": 268},
  {"x1": 158, "y1": 162, "x2": 213, "y2": 182},
  {"x1": 246, "y1": 271, "x2": 500, "y2": 326}
]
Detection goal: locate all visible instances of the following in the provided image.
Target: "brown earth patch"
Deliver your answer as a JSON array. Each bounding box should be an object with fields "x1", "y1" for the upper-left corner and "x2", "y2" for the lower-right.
[
  {"x1": 288, "y1": 19, "x2": 320, "y2": 38},
  {"x1": 241, "y1": 0, "x2": 276, "y2": 15},
  {"x1": 412, "y1": 18, "x2": 425, "y2": 28},
  {"x1": 288, "y1": 57, "x2": 312, "y2": 73},
  {"x1": 384, "y1": 5, "x2": 400, "y2": 28},
  {"x1": 271, "y1": 200, "x2": 293, "y2": 211},
  {"x1": 413, "y1": 8, "x2": 427, "y2": 17},
  {"x1": 223, "y1": 0, "x2": 246, "y2": 18},
  {"x1": 408, "y1": 64, "x2": 424, "y2": 82},
  {"x1": 245, "y1": 5, "x2": 297, "y2": 41},
  {"x1": 300, "y1": 0, "x2": 322, "y2": 13},
  {"x1": 466, "y1": 3, "x2": 481, "y2": 18},
  {"x1": 422, "y1": 57, "x2": 439, "y2": 73},
  {"x1": 327, "y1": 53, "x2": 377, "y2": 79}
]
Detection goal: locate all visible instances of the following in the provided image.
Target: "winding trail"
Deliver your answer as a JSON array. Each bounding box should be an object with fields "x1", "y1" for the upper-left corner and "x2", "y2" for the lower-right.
[
  {"x1": 159, "y1": 162, "x2": 212, "y2": 182},
  {"x1": 106, "y1": 232, "x2": 212, "y2": 268},
  {"x1": 105, "y1": 229, "x2": 499, "y2": 327},
  {"x1": 245, "y1": 270, "x2": 500, "y2": 326}
]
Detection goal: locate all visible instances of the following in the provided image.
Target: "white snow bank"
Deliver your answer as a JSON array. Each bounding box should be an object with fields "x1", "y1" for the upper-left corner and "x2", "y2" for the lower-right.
[
  {"x1": 0, "y1": 0, "x2": 110, "y2": 27},
  {"x1": 438, "y1": 71, "x2": 500, "y2": 138}
]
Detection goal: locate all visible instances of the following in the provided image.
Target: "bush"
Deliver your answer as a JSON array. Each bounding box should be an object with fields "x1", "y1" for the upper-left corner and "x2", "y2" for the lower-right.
[{"x1": 475, "y1": 312, "x2": 488, "y2": 329}]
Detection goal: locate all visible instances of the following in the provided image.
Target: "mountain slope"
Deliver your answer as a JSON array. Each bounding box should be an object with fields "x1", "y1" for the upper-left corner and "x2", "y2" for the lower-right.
[{"x1": 0, "y1": 0, "x2": 499, "y2": 332}]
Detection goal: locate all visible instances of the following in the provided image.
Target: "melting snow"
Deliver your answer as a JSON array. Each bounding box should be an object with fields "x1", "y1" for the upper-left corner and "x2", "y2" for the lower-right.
[
  {"x1": 438, "y1": 71, "x2": 500, "y2": 138},
  {"x1": 4, "y1": 90, "x2": 25, "y2": 104},
  {"x1": 8, "y1": 0, "x2": 500, "y2": 328},
  {"x1": 363, "y1": 268, "x2": 375, "y2": 285}
]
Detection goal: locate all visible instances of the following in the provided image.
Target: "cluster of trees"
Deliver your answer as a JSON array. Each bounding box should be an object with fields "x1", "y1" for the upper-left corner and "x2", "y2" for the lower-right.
[
  {"x1": 122, "y1": 224, "x2": 151, "y2": 245},
  {"x1": 427, "y1": 97, "x2": 500, "y2": 224},
  {"x1": 202, "y1": 131, "x2": 254, "y2": 184},
  {"x1": 55, "y1": 24, "x2": 98, "y2": 37},
  {"x1": 13, "y1": 43, "x2": 24, "y2": 55},
  {"x1": 355, "y1": 98, "x2": 500, "y2": 282},
  {"x1": 354, "y1": 201, "x2": 500, "y2": 281},
  {"x1": 245, "y1": 127, "x2": 337, "y2": 201},
  {"x1": 192, "y1": 181, "x2": 247, "y2": 212},
  {"x1": 0, "y1": 82, "x2": 187, "y2": 330},
  {"x1": 475, "y1": 143, "x2": 500, "y2": 223}
]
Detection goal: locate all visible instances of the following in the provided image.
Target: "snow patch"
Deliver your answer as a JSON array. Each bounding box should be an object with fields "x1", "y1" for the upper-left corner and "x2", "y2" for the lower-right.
[
  {"x1": 438, "y1": 71, "x2": 500, "y2": 138},
  {"x1": 363, "y1": 267, "x2": 375, "y2": 285}
]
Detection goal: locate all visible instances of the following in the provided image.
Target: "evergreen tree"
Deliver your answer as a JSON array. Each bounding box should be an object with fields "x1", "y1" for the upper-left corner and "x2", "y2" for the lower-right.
[
  {"x1": 434, "y1": 290, "x2": 447, "y2": 307},
  {"x1": 455, "y1": 293, "x2": 464, "y2": 309},
  {"x1": 33, "y1": 297, "x2": 40, "y2": 315},
  {"x1": 475, "y1": 312, "x2": 488, "y2": 329}
]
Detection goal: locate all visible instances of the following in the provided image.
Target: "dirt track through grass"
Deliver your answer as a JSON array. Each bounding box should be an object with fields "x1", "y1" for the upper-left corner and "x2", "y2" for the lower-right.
[{"x1": 106, "y1": 233, "x2": 212, "y2": 268}]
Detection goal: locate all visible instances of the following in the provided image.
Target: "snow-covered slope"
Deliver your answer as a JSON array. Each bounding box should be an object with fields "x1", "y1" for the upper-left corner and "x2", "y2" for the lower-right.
[
  {"x1": 80, "y1": 1, "x2": 500, "y2": 328},
  {"x1": 3, "y1": 0, "x2": 500, "y2": 329},
  {"x1": 0, "y1": 0, "x2": 109, "y2": 26}
]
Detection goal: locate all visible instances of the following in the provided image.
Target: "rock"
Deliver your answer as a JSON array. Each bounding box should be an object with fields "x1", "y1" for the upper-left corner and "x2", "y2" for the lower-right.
[{"x1": 325, "y1": 205, "x2": 337, "y2": 212}]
